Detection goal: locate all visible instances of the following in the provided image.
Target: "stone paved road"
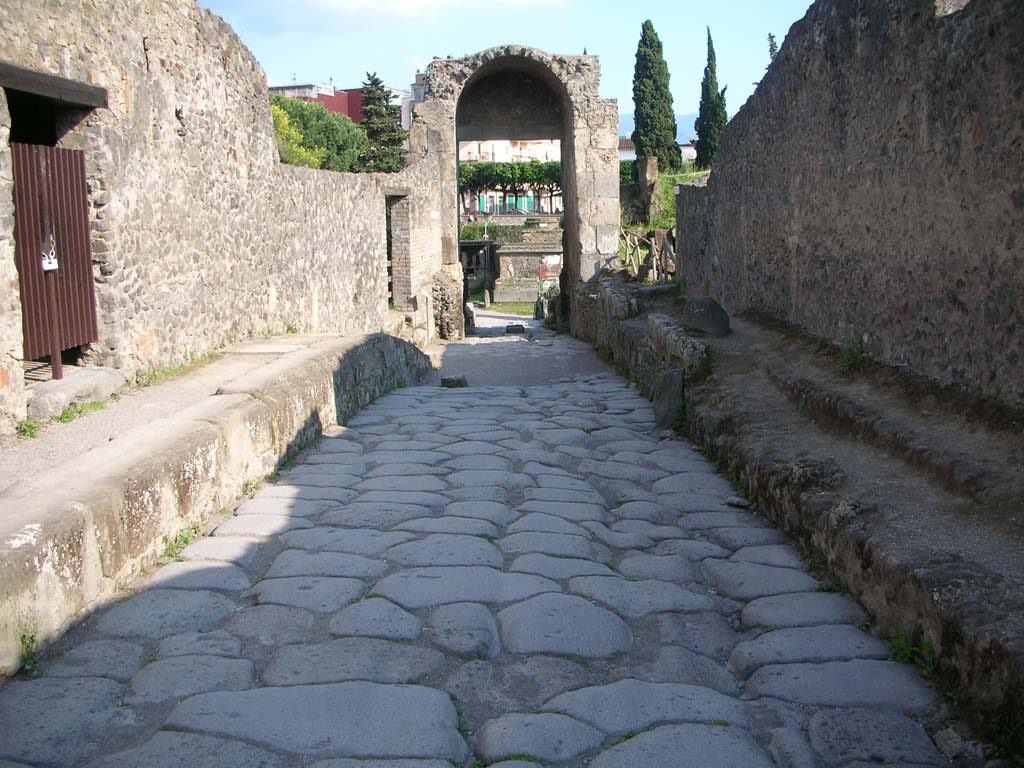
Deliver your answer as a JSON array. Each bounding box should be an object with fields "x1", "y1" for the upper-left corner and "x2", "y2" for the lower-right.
[{"x1": 0, "y1": 334, "x2": 949, "y2": 767}]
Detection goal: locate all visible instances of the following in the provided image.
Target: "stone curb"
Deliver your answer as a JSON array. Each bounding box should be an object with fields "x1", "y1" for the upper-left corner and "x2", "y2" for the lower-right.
[
  {"x1": 0, "y1": 333, "x2": 432, "y2": 675},
  {"x1": 573, "y1": 280, "x2": 1023, "y2": 751}
]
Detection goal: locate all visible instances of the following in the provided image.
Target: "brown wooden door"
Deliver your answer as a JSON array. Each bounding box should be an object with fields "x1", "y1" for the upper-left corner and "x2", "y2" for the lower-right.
[{"x1": 11, "y1": 142, "x2": 98, "y2": 361}]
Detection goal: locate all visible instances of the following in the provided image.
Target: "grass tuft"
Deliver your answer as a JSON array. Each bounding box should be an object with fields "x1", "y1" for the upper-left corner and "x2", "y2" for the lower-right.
[
  {"x1": 16, "y1": 418, "x2": 40, "y2": 438},
  {"x1": 53, "y1": 400, "x2": 106, "y2": 424},
  {"x1": 161, "y1": 523, "x2": 202, "y2": 561},
  {"x1": 835, "y1": 337, "x2": 866, "y2": 374}
]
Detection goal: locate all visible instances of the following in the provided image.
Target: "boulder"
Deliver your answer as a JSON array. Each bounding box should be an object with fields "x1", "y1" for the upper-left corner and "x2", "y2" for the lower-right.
[{"x1": 683, "y1": 296, "x2": 730, "y2": 337}]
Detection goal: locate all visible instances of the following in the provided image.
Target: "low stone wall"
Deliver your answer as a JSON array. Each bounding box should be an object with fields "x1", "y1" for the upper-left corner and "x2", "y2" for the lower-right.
[
  {"x1": 0, "y1": 333, "x2": 432, "y2": 675},
  {"x1": 677, "y1": 0, "x2": 1024, "y2": 408},
  {"x1": 574, "y1": 279, "x2": 1023, "y2": 751},
  {"x1": 0, "y1": 0, "x2": 446, "y2": 434}
]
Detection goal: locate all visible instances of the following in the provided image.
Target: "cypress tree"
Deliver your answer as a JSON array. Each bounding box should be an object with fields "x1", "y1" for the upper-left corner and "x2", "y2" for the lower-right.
[
  {"x1": 358, "y1": 72, "x2": 408, "y2": 172},
  {"x1": 694, "y1": 28, "x2": 728, "y2": 169},
  {"x1": 631, "y1": 20, "x2": 682, "y2": 172}
]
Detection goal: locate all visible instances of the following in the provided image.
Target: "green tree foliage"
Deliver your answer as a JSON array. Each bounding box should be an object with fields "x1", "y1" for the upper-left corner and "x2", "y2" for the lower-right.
[
  {"x1": 631, "y1": 20, "x2": 682, "y2": 172},
  {"x1": 620, "y1": 160, "x2": 638, "y2": 185},
  {"x1": 270, "y1": 95, "x2": 366, "y2": 172},
  {"x1": 358, "y1": 72, "x2": 408, "y2": 172},
  {"x1": 271, "y1": 104, "x2": 326, "y2": 169},
  {"x1": 458, "y1": 161, "x2": 561, "y2": 212},
  {"x1": 694, "y1": 27, "x2": 728, "y2": 169},
  {"x1": 768, "y1": 33, "x2": 779, "y2": 62}
]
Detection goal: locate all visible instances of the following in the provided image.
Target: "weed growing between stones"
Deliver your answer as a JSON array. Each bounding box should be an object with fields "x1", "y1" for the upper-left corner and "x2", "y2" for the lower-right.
[
  {"x1": 53, "y1": 400, "x2": 106, "y2": 423},
  {"x1": 607, "y1": 731, "x2": 639, "y2": 747},
  {"x1": 800, "y1": 546, "x2": 827, "y2": 571},
  {"x1": 835, "y1": 337, "x2": 866, "y2": 373},
  {"x1": 138, "y1": 351, "x2": 219, "y2": 386},
  {"x1": 18, "y1": 630, "x2": 39, "y2": 677},
  {"x1": 457, "y1": 722, "x2": 472, "y2": 737},
  {"x1": 887, "y1": 627, "x2": 939, "y2": 679},
  {"x1": 15, "y1": 418, "x2": 40, "y2": 438},
  {"x1": 161, "y1": 523, "x2": 202, "y2": 561},
  {"x1": 285, "y1": 323, "x2": 299, "y2": 334},
  {"x1": 817, "y1": 577, "x2": 843, "y2": 593}
]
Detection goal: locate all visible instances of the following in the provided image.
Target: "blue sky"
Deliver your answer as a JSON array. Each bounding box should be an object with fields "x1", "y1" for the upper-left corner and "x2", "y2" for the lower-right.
[{"x1": 199, "y1": 0, "x2": 812, "y2": 117}]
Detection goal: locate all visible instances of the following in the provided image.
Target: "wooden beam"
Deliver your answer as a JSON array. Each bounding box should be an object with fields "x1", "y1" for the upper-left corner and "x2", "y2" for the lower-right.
[{"x1": 0, "y1": 60, "x2": 107, "y2": 109}]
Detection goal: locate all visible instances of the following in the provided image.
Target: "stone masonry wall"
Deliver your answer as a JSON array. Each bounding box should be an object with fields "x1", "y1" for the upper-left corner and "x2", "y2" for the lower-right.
[
  {"x1": 0, "y1": 91, "x2": 26, "y2": 430},
  {"x1": 0, "y1": 0, "x2": 446, "y2": 433},
  {"x1": 678, "y1": 0, "x2": 1024, "y2": 407}
]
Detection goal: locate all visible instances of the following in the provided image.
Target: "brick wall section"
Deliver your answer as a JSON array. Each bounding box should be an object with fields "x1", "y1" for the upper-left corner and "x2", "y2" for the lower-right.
[
  {"x1": 0, "y1": 0, "x2": 446, "y2": 433},
  {"x1": 677, "y1": 0, "x2": 1024, "y2": 407}
]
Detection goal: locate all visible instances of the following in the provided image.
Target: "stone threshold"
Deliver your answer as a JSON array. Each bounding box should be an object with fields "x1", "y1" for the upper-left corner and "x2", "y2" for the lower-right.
[
  {"x1": 0, "y1": 333, "x2": 432, "y2": 676},
  {"x1": 572, "y1": 278, "x2": 1024, "y2": 757}
]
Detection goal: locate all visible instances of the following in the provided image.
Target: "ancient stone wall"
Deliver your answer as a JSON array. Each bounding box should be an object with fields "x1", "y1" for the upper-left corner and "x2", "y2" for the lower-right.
[
  {"x1": 0, "y1": 91, "x2": 26, "y2": 430},
  {"x1": 409, "y1": 46, "x2": 619, "y2": 328},
  {"x1": 678, "y1": 0, "x2": 1024, "y2": 407},
  {"x1": 0, "y1": 0, "x2": 446, "y2": 433}
]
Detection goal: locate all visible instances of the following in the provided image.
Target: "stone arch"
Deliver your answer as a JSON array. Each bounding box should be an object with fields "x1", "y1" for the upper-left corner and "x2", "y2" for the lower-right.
[{"x1": 409, "y1": 46, "x2": 619, "y2": 328}]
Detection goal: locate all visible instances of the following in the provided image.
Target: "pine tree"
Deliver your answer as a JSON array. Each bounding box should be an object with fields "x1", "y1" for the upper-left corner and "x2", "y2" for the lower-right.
[
  {"x1": 631, "y1": 20, "x2": 681, "y2": 172},
  {"x1": 358, "y1": 72, "x2": 408, "y2": 173},
  {"x1": 768, "y1": 33, "x2": 778, "y2": 63},
  {"x1": 694, "y1": 28, "x2": 728, "y2": 170}
]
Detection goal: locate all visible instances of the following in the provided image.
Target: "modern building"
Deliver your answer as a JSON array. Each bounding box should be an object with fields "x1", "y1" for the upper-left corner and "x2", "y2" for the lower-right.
[
  {"x1": 619, "y1": 137, "x2": 698, "y2": 163},
  {"x1": 269, "y1": 82, "x2": 412, "y2": 129}
]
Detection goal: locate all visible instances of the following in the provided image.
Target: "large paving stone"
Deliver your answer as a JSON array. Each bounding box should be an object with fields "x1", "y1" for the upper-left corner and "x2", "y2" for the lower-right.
[
  {"x1": 443, "y1": 501, "x2": 517, "y2": 524},
  {"x1": 497, "y1": 532, "x2": 608, "y2": 560},
  {"x1": 321, "y1": 502, "x2": 433, "y2": 528},
  {"x1": 473, "y1": 713, "x2": 603, "y2": 764},
  {"x1": 508, "y1": 513, "x2": 588, "y2": 536},
  {"x1": 0, "y1": 677, "x2": 131, "y2": 766},
  {"x1": 312, "y1": 762, "x2": 453, "y2": 768},
  {"x1": 446, "y1": 470, "x2": 534, "y2": 489},
  {"x1": 445, "y1": 656, "x2": 585, "y2": 722},
  {"x1": 653, "y1": 473, "x2": 734, "y2": 495},
  {"x1": 443, "y1": 486, "x2": 509, "y2": 503},
  {"x1": 330, "y1": 598, "x2": 421, "y2": 640},
  {"x1": 97, "y1": 589, "x2": 236, "y2": 638},
  {"x1": 542, "y1": 679, "x2": 748, "y2": 735},
  {"x1": 267, "y1": 550, "x2": 387, "y2": 579},
  {"x1": 356, "y1": 475, "x2": 449, "y2": 492},
  {"x1": 247, "y1": 576, "x2": 366, "y2": 613},
  {"x1": 741, "y1": 593, "x2": 866, "y2": 629},
  {"x1": 569, "y1": 576, "x2": 714, "y2": 618},
  {"x1": 631, "y1": 645, "x2": 740, "y2": 695},
  {"x1": 611, "y1": 520, "x2": 685, "y2": 540},
  {"x1": 702, "y1": 560, "x2": 819, "y2": 601},
  {"x1": 126, "y1": 654, "x2": 254, "y2": 704},
  {"x1": 360, "y1": 450, "x2": 449, "y2": 465},
  {"x1": 279, "y1": 527, "x2": 416, "y2": 555},
  {"x1": 226, "y1": 605, "x2": 314, "y2": 645},
  {"x1": 808, "y1": 708, "x2": 947, "y2": 766},
  {"x1": 146, "y1": 561, "x2": 251, "y2": 591},
  {"x1": 657, "y1": 612, "x2": 740, "y2": 659},
  {"x1": 45, "y1": 639, "x2": 142, "y2": 682},
  {"x1": 234, "y1": 497, "x2": 339, "y2": 518},
  {"x1": 373, "y1": 567, "x2": 559, "y2": 609},
  {"x1": 384, "y1": 534, "x2": 502, "y2": 567},
  {"x1": 590, "y1": 724, "x2": 773, "y2": 768},
  {"x1": 609, "y1": 500, "x2": 677, "y2": 523},
  {"x1": 517, "y1": 500, "x2": 607, "y2": 522},
  {"x1": 706, "y1": 527, "x2": 787, "y2": 549},
  {"x1": 523, "y1": 486, "x2": 605, "y2": 506},
  {"x1": 256, "y1": 486, "x2": 358, "y2": 505},
  {"x1": 357, "y1": 490, "x2": 451, "y2": 507},
  {"x1": 730, "y1": 544, "x2": 806, "y2": 570},
  {"x1": 744, "y1": 659, "x2": 939, "y2": 710},
  {"x1": 580, "y1": 521, "x2": 654, "y2": 549},
  {"x1": 396, "y1": 517, "x2": 499, "y2": 537},
  {"x1": 180, "y1": 536, "x2": 261, "y2": 566},
  {"x1": 88, "y1": 731, "x2": 285, "y2": 768},
  {"x1": 214, "y1": 514, "x2": 313, "y2": 537},
  {"x1": 263, "y1": 638, "x2": 444, "y2": 686},
  {"x1": 577, "y1": 459, "x2": 665, "y2": 483},
  {"x1": 444, "y1": 455, "x2": 513, "y2": 471},
  {"x1": 729, "y1": 625, "x2": 890, "y2": 678},
  {"x1": 616, "y1": 553, "x2": 700, "y2": 582},
  {"x1": 498, "y1": 593, "x2": 632, "y2": 657},
  {"x1": 680, "y1": 511, "x2": 767, "y2": 529},
  {"x1": 367, "y1": 462, "x2": 450, "y2": 476},
  {"x1": 158, "y1": 630, "x2": 240, "y2": 658},
  {"x1": 654, "y1": 538, "x2": 731, "y2": 560},
  {"x1": 510, "y1": 553, "x2": 615, "y2": 580},
  {"x1": 427, "y1": 603, "x2": 501, "y2": 659},
  {"x1": 165, "y1": 682, "x2": 466, "y2": 761},
  {"x1": 535, "y1": 474, "x2": 600, "y2": 492}
]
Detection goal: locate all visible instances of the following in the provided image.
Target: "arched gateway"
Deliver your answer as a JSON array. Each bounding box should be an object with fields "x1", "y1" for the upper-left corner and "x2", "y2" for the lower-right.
[{"x1": 409, "y1": 46, "x2": 620, "y2": 326}]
